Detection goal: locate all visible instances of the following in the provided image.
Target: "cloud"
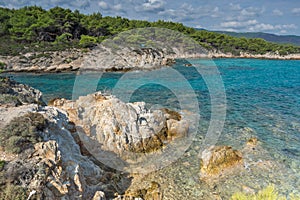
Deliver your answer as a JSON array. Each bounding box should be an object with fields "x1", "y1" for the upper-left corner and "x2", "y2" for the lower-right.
[
  {"x1": 272, "y1": 9, "x2": 283, "y2": 16},
  {"x1": 140, "y1": 0, "x2": 165, "y2": 12},
  {"x1": 219, "y1": 19, "x2": 297, "y2": 32},
  {"x1": 98, "y1": 1, "x2": 108, "y2": 10},
  {"x1": 225, "y1": 5, "x2": 265, "y2": 21},
  {"x1": 112, "y1": 3, "x2": 122, "y2": 11},
  {"x1": 229, "y1": 3, "x2": 241, "y2": 11},
  {"x1": 96, "y1": 1, "x2": 127, "y2": 15},
  {"x1": 220, "y1": 20, "x2": 258, "y2": 29},
  {"x1": 158, "y1": 3, "x2": 221, "y2": 23},
  {"x1": 240, "y1": 7, "x2": 265, "y2": 17},
  {"x1": 292, "y1": 8, "x2": 300, "y2": 15}
]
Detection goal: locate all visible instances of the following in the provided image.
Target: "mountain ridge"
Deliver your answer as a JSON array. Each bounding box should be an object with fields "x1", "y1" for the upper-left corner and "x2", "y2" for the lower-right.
[{"x1": 212, "y1": 30, "x2": 300, "y2": 46}]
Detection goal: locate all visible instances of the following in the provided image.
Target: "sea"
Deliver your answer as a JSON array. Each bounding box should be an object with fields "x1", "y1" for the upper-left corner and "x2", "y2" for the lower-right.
[{"x1": 6, "y1": 58, "x2": 300, "y2": 199}]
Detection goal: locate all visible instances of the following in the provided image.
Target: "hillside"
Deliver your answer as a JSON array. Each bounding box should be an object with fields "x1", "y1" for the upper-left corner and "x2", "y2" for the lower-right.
[
  {"x1": 214, "y1": 31, "x2": 300, "y2": 46},
  {"x1": 0, "y1": 6, "x2": 300, "y2": 58}
]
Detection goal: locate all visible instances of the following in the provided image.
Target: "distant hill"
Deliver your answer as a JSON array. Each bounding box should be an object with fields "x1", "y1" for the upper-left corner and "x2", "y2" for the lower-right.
[
  {"x1": 1, "y1": 6, "x2": 300, "y2": 56},
  {"x1": 214, "y1": 31, "x2": 300, "y2": 46}
]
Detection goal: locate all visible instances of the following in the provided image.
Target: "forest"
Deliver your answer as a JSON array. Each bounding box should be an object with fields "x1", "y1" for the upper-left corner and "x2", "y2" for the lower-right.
[{"x1": 0, "y1": 6, "x2": 300, "y2": 56}]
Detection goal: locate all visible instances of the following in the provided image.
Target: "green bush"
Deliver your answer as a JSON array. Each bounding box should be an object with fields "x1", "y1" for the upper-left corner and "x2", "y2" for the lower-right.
[
  {"x1": 0, "y1": 160, "x2": 5, "y2": 171},
  {"x1": 0, "y1": 62, "x2": 5, "y2": 69},
  {"x1": 54, "y1": 33, "x2": 73, "y2": 44},
  {"x1": 79, "y1": 35, "x2": 97, "y2": 48},
  {"x1": 0, "y1": 112, "x2": 46, "y2": 154},
  {"x1": 0, "y1": 184, "x2": 27, "y2": 200},
  {"x1": 231, "y1": 185, "x2": 300, "y2": 200},
  {"x1": 0, "y1": 94, "x2": 22, "y2": 106}
]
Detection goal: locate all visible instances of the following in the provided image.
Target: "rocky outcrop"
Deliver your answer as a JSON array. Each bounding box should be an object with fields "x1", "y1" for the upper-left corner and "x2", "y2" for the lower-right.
[
  {"x1": 2, "y1": 47, "x2": 300, "y2": 73},
  {"x1": 0, "y1": 49, "x2": 82, "y2": 73},
  {"x1": 0, "y1": 79, "x2": 190, "y2": 199},
  {"x1": 0, "y1": 77, "x2": 45, "y2": 106},
  {"x1": 200, "y1": 146, "x2": 243, "y2": 178},
  {"x1": 50, "y1": 92, "x2": 189, "y2": 158},
  {"x1": 0, "y1": 104, "x2": 132, "y2": 199},
  {"x1": 79, "y1": 47, "x2": 175, "y2": 72},
  {"x1": 0, "y1": 47, "x2": 176, "y2": 73}
]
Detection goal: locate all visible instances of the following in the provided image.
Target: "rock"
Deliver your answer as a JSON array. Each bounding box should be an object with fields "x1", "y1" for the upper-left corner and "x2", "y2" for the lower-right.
[
  {"x1": 200, "y1": 146, "x2": 243, "y2": 177},
  {"x1": 122, "y1": 182, "x2": 162, "y2": 200},
  {"x1": 80, "y1": 46, "x2": 175, "y2": 72},
  {"x1": 246, "y1": 137, "x2": 258, "y2": 146},
  {"x1": 0, "y1": 77, "x2": 45, "y2": 106},
  {"x1": 0, "y1": 105, "x2": 132, "y2": 199},
  {"x1": 51, "y1": 92, "x2": 189, "y2": 158},
  {"x1": 92, "y1": 191, "x2": 106, "y2": 200}
]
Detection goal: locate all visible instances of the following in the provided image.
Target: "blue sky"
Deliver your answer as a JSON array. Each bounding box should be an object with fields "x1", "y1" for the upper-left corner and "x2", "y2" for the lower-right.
[{"x1": 1, "y1": 0, "x2": 300, "y2": 35}]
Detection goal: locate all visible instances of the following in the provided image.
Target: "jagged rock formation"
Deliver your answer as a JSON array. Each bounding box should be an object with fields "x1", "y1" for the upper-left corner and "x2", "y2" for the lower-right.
[
  {"x1": 0, "y1": 47, "x2": 175, "y2": 73},
  {"x1": 79, "y1": 47, "x2": 175, "y2": 72},
  {"x1": 50, "y1": 92, "x2": 189, "y2": 158},
  {"x1": 0, "y1": 49, "x2": 82, "y2": 73},
  {"x1": 0, "y1": 79, "x2": 189, "y2": 199},
  {"x1": 0, "y1": 77, "x2": 45, "y2": 106}
]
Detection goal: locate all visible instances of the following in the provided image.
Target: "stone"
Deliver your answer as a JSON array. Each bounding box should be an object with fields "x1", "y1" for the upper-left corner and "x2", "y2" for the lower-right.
[
  {"x1": 0, "y1": 77, "x2": 45, "y2": 106},
  {"x1": 92, "y1": 191, "x2": 106, "y2": 200},
  {"x1": 200, "y1": 146, "x2": 243, "y2": 177},
  {"x1": 123, "y1": 182, "x2": 162, "y2": 200},
  {"x1": 246, "y1": 137, "x2": 258, "y2": 146},
  {"x1": 52, "y1": 92, "x2": 189, "y2": 157}
]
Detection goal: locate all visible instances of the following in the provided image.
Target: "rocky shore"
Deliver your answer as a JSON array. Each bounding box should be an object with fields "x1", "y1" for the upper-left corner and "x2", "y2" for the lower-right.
[
  {"x1": 1, "y1": 78, "x2": 297, "y2": 199},
  {"x1": 1, "y1": 46, "x2": 300, "y2": 73},
  {"x1": 0, "y1": 78, "x2": 188, "y2": 199}
]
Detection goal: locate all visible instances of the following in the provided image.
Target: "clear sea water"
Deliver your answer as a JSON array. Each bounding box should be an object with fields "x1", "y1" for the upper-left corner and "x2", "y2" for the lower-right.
[{"x1": 5, "y1": 58, "x2": 300, "y2": 199}]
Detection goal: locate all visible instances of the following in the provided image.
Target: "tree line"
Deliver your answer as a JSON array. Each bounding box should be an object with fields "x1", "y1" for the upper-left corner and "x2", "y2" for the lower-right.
[{"x1": 0, "y1": 6, "x2": 299, "y2": 56}]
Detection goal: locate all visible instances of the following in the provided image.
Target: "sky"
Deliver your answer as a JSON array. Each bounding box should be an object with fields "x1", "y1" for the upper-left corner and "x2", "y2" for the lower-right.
[{"x1": 1, "y1": 0, "x2": 300, "y2": 35}]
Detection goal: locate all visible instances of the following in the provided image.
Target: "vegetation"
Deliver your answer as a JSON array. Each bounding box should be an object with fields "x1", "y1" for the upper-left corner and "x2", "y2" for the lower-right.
[
  {"x1": 0, "y1": 160, "x2": 4, "y2": 171},
  {"x1": 0, "y1": 6, "x2": 299, "y2": 56},
  {"x1": 0, "y1": 112, "x2": 46, "y2": 154},
  {"x1": 0, "y1": 184, "x2": 27, "y2": 200},
  {"x1": 231, "y1": 185, "x2": 300, "y2": 200},
  {"x1": 214, "y1": 30, "x2": 300, "y2": 46}
]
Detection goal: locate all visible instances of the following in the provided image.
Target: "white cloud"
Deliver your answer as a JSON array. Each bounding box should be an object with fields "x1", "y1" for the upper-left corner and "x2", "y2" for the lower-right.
[
  {"x1": 98, "y1": 1, "x2": 108, "y2": 10},
  {"x1": 141, "y1": 0, "x2": 165, "y2": 12},
  {"x1": 112, "y1": 3, "x2": 122, "y2": 11},
  {"x1": 240, "y1": 7, "x2": 265, "y2": 17},
  {"x1": 229, "y1": 3, "x2": 241, "y2": 11},
  {"x1": 220, "y1": 20, "x2": 258, "y2": 29},
  {"x1": 272, "y1": 9, "x2": 283, "y2": 16},
  {"x1": 219, "y1": 19, "x2": 297, "y2": 32},
  {"x1": 158, "y1": 3, "x2": 221, "y2": 23},
  {"x1": 292, "y1": 8, "x2": 300, "y2": 15}
]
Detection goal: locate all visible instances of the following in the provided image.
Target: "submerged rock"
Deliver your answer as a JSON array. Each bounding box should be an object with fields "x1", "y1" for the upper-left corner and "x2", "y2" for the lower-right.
[
  {"x1": 246, "y1": 137, "x2": 258, "y2": 146},
  {"x1": 200, "y1": 146, "x2": 243, "y2": 178}
]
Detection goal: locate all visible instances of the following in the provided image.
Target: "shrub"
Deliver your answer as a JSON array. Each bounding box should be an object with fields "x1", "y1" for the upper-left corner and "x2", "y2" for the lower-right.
[
  {"x1": 231, "y1": 185, "x2": 300, "y2": 200},
  {"x1": 79, "y1": 35, "x2": 97, "y2": 48},
  {"x1": 0, "y1": 184, "x2": 27, "y2": 200},
  {"x1": 0, "y1": 62, "x2": 5, "y2": 70},
  {"x1": 0, "y1": 94, "x2": 22, "y2": 106},
  {"x1": 0, "y1": 112, "x2": 46, "y2": 154},
  {"x1": 0, "y1": 160, "x2": 5, "y2": 171}
]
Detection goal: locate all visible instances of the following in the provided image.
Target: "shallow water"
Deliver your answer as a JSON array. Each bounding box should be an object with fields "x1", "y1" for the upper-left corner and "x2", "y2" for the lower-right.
[{"x1": 6, "y1": 58, "x2": 300, "y2": 198}]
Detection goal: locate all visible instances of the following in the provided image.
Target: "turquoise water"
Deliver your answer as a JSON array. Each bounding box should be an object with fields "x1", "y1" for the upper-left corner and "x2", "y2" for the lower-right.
[{"x1": 5, "y1": 58, "x2": 300, "y2": 198}]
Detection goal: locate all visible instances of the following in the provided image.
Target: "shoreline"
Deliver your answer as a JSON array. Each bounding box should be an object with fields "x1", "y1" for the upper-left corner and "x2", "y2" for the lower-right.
[{"x1": 1, "y1": 49, "x2": 300, "y2": 74}]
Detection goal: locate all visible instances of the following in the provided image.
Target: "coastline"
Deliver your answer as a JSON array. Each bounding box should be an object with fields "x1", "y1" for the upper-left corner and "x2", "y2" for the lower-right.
[{"x1": 1, "y1": 48, "x2": 300, "y2": 73}]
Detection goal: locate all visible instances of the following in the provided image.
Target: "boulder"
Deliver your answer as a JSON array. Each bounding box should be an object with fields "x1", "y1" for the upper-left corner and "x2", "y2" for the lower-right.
[
  {"x1": 200, "y1": 146, "x2": 243, "y2": 177},
  {"x1": 51, "y1": 92, "x2": 189, "y2": 157},
  {"x1": 0, "y1": 77, "x2": 45, "y2": 106}
]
